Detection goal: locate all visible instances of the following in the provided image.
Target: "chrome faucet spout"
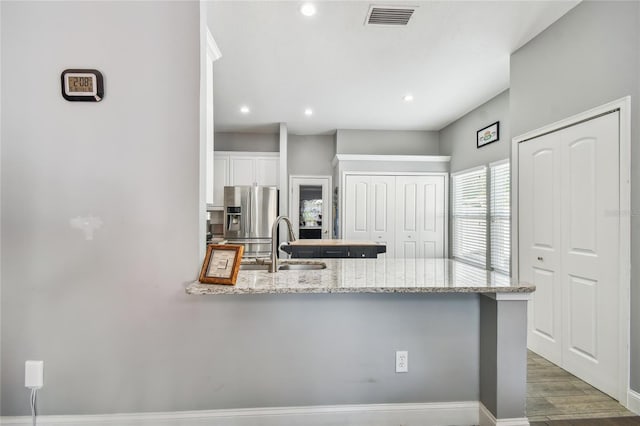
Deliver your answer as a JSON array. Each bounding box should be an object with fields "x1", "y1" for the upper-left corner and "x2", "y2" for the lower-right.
[{"x1": 270, "y1": 215, "x2": 296, "y2": 273}]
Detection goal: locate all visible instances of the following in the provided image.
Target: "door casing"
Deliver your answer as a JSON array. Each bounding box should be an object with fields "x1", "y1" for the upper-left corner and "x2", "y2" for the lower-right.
[{"x1": 511, "y1": 96, "x2": 631, "y2": 406}]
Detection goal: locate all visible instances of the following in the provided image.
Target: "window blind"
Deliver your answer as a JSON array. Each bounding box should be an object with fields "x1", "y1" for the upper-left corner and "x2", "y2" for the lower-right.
[
  {"x1": 490, "y1": 161, "x2": 510, "y2": 274},
  {"x1": 452, "y1": 167, "x2": 487, "y2": 267}
]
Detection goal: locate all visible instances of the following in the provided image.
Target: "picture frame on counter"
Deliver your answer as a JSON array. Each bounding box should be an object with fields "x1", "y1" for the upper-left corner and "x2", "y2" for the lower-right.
[
  {"x1": 199, "y1": 244, "x2": 244, "y2": 285},
  {"x1": 477, "y1": 121, "x2": 499, "y2": 148}
]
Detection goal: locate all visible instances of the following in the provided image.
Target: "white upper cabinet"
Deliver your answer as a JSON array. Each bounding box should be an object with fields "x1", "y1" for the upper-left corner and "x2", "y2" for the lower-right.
[
  {"x1": 255, "y1": 157, "x2": 280, "y2": 187},
  {"x1": 212, "y1": 156, "x2": 230, "y2": 208},
  {"x1": 230, "y1": 157, "x2": 256, "y2": 186},
  {"x1": 211, "y1": 152, "x2": 280, "y2": 209}
]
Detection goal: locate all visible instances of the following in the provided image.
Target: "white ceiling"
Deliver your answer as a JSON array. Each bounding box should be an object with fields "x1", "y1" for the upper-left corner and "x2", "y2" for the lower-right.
[{"x1": 207, "y1": 1, "x2": 579, "y2": 135}]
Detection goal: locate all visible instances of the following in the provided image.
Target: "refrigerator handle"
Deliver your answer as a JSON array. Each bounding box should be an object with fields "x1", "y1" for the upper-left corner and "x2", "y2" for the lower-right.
[{"x1": 247, "y1": 193, "x2": 252, "y2": 235}]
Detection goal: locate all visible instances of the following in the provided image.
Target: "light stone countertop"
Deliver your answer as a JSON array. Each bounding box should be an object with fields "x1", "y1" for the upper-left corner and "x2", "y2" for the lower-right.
[{"x1": 185, "y1": 258, "x2": 535, "y2": 296}]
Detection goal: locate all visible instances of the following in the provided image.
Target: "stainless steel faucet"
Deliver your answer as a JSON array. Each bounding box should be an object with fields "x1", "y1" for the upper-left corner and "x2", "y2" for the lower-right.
[{"x1": 269, "y1": 215, "x2": 296, "y2": 273}]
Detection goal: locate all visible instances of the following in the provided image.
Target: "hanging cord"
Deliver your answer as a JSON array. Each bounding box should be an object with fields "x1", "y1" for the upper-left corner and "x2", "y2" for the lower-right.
[{"x1": 30, "y1": 388, "x2": 38, "y2": 426}]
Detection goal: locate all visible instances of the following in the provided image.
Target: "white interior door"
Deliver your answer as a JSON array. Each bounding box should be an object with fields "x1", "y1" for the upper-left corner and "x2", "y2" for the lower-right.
[{"x1": 519, "y1": 112, "x2": 620, "y2": 398}]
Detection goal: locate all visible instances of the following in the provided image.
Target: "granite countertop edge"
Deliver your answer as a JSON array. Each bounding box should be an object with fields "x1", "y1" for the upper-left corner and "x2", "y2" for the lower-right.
[
  {"x1": 185, "y1": 258, "x2": 535, "y2": 296},
  {"x1": 186, "y1": 283, "x2": 535, "y2": 296}
]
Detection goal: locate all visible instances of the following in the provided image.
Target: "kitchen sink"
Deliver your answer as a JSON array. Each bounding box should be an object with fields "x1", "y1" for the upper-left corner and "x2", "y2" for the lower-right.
[
  {"x1": 239, "y1": 264, "x2": 270, "y2": 271},
  {"x1": 240, "y1": 261, "x2": 326, "y2": 271},
  {"x1": 278, "y1": 263, "x2": 326, "y2": 271}
]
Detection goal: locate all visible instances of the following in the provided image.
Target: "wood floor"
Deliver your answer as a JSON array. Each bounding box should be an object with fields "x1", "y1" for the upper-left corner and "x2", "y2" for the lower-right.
[{"x1": 527, "y1": 351, "x2": 640, "y2": 423}]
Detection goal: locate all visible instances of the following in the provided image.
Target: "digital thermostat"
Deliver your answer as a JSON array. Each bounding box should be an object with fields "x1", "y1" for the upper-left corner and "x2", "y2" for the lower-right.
[{"x1": 61, "y1": 69, "x2": 104, "y2": 102}]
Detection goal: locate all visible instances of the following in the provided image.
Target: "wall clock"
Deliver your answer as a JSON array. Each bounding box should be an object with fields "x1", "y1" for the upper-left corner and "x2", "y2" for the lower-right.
[{"x1": 61, "y1": 69, "x2": 104, "y2": 102}]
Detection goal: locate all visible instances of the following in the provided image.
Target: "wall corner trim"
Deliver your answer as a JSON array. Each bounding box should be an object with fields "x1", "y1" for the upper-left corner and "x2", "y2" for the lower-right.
[
  {"x1": 627, "y1": 389, "x2": 640, "y2": 415},
  {"x1": 479, "y1": 403, "x2": 530, "y2": 426},
  {"x1": 0, "y1": 401, "x2": 480, "y2": 426}
]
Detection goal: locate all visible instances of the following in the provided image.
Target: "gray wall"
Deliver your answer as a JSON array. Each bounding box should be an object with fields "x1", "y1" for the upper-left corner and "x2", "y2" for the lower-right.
[
  {"x1": 215, "y1": 132, "x2": 279, "y2": 152},
  {"x1": 510, "y1": 0, "x2": 640, "y2": 391},
  {"x1": 336, "y1": 130, "x2": 440, "y2": 155},
  {"x1": 288, "y1": 135, "x2": 335, "y2": 176},
  {"x1": 1, "y1": 1, "x2": 480, "y2": 416},
  {"x1": 439, "y1": 90, "x2": 510, "y2": 173}
]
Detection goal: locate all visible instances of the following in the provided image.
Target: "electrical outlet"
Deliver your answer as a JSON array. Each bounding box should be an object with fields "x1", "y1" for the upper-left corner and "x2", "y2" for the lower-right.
[
  {"x1": 25, "y1": 360, "x2": 44, "y2": 389},
  {"x1": 395, "y1": 351, "x2": 408, "y2": 373}
]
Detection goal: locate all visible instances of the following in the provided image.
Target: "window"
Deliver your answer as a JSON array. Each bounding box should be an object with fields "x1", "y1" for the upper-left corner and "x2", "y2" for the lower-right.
[
  {"x1": 490, "y1": 160, "x2": 510, "y2": 274},
  {"x1": 452, "y1": 167, "x2": 487, "y2": 267},
  {"x1": 451, "y1": 161, "x2": 511, "y2": 273}
]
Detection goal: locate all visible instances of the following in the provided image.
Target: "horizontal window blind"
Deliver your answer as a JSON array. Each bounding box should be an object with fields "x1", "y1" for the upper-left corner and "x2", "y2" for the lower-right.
[
  {"x1": 490, "y1": 162, "x2": 510, "y2": 274},
  {"x1": 452, "y1": 167, "x2": 487, "y2": 267}
]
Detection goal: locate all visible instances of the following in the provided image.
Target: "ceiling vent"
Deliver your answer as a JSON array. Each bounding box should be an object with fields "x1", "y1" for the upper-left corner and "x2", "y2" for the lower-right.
[{"x1": 365, "y1": 5, "x2": 417, "y2": 26}]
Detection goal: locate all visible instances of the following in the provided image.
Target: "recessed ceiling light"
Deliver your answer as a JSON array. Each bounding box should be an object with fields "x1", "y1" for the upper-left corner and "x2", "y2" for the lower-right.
[
  {"x1": 304, "y1": 108, "x2": 313, "y2": 116},
  {"x1": 403, "y1": 94, "x2": 414, "y2": 102},
  {"x1": 300, "y1": 3, "x2": 316, "y2": 17},
  {"x1": 240, "y1": 105, "x2": 250, "y2": 114}
]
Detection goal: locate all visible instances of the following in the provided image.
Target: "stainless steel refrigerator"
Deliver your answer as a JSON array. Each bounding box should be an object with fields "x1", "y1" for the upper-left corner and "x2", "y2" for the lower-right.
[{"x1": 223, "y1": 186, "x2": 278, "y2": 257}]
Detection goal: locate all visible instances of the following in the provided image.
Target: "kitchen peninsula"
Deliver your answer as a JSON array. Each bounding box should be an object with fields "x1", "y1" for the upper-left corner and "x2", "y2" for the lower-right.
[{"x1": 186, "y1": 258, "x2": 534, "y2": 425}]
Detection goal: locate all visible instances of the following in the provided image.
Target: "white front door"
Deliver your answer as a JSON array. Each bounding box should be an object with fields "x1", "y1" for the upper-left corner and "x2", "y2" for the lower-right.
[{"x1": 519, "y1": 112, "x2": 620, "y2": 398}]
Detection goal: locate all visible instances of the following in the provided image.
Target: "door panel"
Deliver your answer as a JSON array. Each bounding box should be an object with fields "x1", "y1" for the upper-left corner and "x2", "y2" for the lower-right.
[
  {"x1": 532, "y1": 150, "x2": 556, "y2": 249},
  {"x1": 420, "y1": 176, "x2": 446, "y2": 258},
  {"x1": 560, "y1": 113, "x2": 619, "y2": 397},
  {"x1": 423, "y1": 183, "x2": 436, "y2": 232},
  {"x1": 568, "y1": 274, "x2": 598, "y2": 361},
  {"x1": 345, "y1": 176, "x2": 371, "y2": 240},
  {"x1": 370, "y1": 176, "x2": 396, "y2": 258},
  {"x1": 531, "y1": 267, "x2": 557, "y2": 341},
  {"x1": 567, "y1": 139, "x2": 597, "y2": 254},
  {"x1": 520, "y1": 132, "x2": 563, "y2": 365}
]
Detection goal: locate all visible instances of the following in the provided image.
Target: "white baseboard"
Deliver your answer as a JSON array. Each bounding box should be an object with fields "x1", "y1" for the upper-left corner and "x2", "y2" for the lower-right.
[
  {"x1": 1, "y1": 401, "x2": 479, "y2": 426},
  {"x1": 479, "y1": 403, "x2": 530, "y2": 426},
  {"x1": 628, "y1": 389, "x2": 640, "y2": 415}
]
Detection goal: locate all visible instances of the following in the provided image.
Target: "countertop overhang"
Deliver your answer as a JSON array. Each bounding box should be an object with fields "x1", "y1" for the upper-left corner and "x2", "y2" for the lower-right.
[{"x1": 186, "y1": 258, "x2": 535, "y2": 297}]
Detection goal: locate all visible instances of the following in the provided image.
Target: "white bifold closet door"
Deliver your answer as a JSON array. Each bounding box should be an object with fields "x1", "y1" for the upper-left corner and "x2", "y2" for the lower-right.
[
  {"x1": 344, "y1": 175, "x2": 396, "y2": 258},
  {"x1": 519, "y1": 112, "x2": 620, "y2": 398},
  {"x1": 394, "y1": 176, "x2": 446, "y2": 259},
  {"x1": 344, "y1": 174, "x2": 446, "y2": 259}
]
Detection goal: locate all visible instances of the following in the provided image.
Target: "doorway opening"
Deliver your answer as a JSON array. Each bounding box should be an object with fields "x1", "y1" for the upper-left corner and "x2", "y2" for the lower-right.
[{"x1": 289, "y1": 175, "x2": 332, "y2": 240}]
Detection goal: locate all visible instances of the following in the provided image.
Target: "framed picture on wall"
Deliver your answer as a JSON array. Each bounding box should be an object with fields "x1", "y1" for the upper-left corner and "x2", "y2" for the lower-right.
[
  {"x1": 199, "y1": 244, "x2": 244, "y2": 285},
  {"x1": 477, "y1": 121, "x2": 500, "y2": 148}
]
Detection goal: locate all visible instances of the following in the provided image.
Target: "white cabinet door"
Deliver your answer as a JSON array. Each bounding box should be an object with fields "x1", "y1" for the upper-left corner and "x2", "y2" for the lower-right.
[
  {"x1": 395, "y1": 176, "x2": 445, "y2": 259},
  {"x1": 230, "y1": 158, "x2": 255, "y2": 186},
  {"x1": 520, "y1": 112, "x2": 620, "y2": 398},
  {"x1": 212, "y1": 155, "x2": 230, "y2": 208},
  {"x1": 255, "y1": 157, "x2": 279, "y2": 187},
  {"x1": 344, "y1": 175, "x2": 371, "y2": 241},
  {"x1": 370, "y1": 176, "x2": 396, "y2": 258}
]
